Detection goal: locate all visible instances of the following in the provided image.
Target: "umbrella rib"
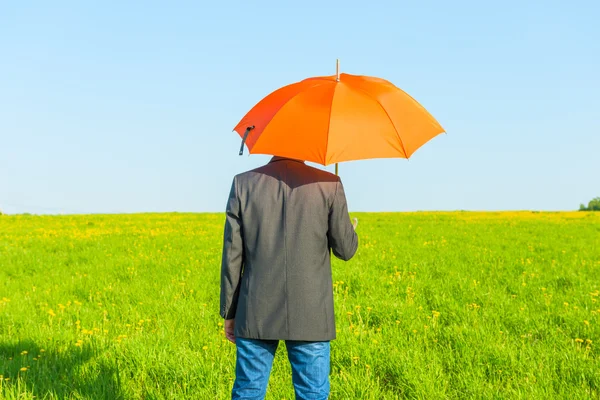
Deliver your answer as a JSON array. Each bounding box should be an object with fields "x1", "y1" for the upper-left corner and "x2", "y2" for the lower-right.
[
  {"x1": 348, "y1": 86, "x2": 409, "y2": 158},
  {"x1": 323, "y1": 84, "x2": 337, "y2": 166},
  {"x1": 250, "y1": 80, "x2": 332, "y2": 156}
]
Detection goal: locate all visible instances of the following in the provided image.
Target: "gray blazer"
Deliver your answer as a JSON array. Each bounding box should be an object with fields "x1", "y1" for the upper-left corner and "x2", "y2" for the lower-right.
[{"x1": 220, "y1": 156, "x2": 358, "y2": 341}]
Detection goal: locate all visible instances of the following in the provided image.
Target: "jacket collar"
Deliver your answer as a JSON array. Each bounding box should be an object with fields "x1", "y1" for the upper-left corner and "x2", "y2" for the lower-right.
[{"x1": 269, "y1": 156, "x2": 305, "y2": 164}]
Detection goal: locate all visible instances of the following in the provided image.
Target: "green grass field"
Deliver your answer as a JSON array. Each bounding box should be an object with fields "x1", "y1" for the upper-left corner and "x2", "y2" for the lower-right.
[{"x1": 1, "y1": 212, "x2": 599, "y2": 399}]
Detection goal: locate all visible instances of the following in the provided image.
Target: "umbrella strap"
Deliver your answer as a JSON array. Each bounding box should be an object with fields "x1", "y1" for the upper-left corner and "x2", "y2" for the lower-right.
[{"x1": 239, "y1": 126, "x2": 255, "y2": 156}]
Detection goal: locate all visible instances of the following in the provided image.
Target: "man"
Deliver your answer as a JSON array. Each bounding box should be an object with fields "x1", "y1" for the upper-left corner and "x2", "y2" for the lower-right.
[{"x1": 220, "y1": 156, "x2": 359, "y2": 399}]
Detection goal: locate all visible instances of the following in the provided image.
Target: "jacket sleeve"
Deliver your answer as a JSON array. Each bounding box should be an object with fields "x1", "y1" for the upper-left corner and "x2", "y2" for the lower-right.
[
  {"x1": 328, "y1": 178, "x2": 359, "y2": 261},
  {"x1": 220, "y1": 176, "x2": 244, "y2": 319}
]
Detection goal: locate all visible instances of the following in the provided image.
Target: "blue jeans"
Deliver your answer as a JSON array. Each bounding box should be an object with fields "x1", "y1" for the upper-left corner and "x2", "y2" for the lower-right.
[{"x1": 232, "y1": 337, "x2": 330, "y2": 400}]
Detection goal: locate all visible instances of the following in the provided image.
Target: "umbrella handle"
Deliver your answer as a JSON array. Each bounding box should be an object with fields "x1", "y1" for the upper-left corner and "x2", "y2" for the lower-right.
[{"x1": 239, "y1": 126, "x2": 255, "y2": 156}]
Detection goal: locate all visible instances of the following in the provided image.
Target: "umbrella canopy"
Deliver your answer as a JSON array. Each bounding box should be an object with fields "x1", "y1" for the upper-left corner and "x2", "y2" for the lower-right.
[{"x1": 234, "y1": 72, "x2": 444, "y2": 166}]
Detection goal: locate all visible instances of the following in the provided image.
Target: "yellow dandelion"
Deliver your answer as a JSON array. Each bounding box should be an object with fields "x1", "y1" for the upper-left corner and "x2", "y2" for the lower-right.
[
  {"x1": 584, "y1": 320, "x2": 590, "y2": 326},
  {"x1": 586, "y1": 339, "x2": 592, "y2": 344},
  {"x1": 575, "y1": 338, "x2": 584, "y2": 343},
  {"x1": 202, "y1": 346, "x2": 208, "y2": 350},
  {"x1": 21, "y1": 351, "x2": 28, "y2": 356},
  {"x1": 395, "y1": 320, "x2": 401, "y2": 324},
  {"x1": 20, "y1": 367, "x2": 27, "y2": 372},
  {"x1": 346, "y1": 312, "x2": 353, "y2": 316},
  {"x1": 40, "y1": 349, "x2": 45, "y2": 353},
  {"x1": 48, "y1": 309, "x2": 56, "y2": 317}
]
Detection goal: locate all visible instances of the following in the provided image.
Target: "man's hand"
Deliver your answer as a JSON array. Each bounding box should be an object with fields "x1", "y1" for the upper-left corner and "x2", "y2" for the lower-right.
[
  {"x1": 352, "y1": 217, "x2": 358, "y2": 230},
  {"x1": 224, "y1": 319, "x2": 236, "y2": 344}
]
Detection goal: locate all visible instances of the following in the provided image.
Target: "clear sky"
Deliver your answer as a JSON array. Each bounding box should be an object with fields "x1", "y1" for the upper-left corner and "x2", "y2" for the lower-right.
[{"x1": 1, "y1": 1, "x2": 598, "y2": 214}]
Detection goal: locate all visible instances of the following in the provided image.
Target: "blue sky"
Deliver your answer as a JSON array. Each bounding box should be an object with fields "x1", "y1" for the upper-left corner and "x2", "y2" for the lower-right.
[{"x1": 1, "y1": 1, "x2": 598, "y2": 214}]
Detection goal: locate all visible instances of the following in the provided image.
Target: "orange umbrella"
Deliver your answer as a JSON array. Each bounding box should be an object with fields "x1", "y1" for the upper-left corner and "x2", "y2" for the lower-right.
[{"x1": 234, "y1": 61, "x2": 444, "y2": 172}]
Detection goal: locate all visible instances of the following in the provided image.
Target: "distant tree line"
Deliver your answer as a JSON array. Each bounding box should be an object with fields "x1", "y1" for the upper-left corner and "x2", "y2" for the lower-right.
[{"x1": 579, "y1": 197, "x2": 600, "y2": 211}]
